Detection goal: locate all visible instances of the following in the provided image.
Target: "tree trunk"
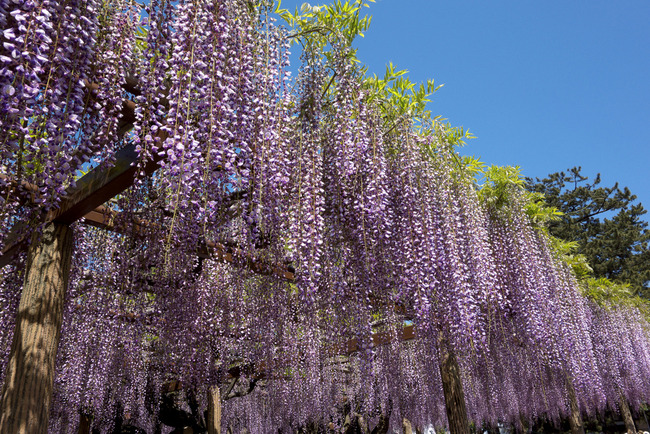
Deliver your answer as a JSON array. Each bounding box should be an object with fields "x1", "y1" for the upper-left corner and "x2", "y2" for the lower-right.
[
  {"x1": 0, "y1": 222, "x2": 73, "y2": 433},
  {"x1": 207, "y1": 386, "x2": 221, "y2": 434},
  {"x1": 566, "y1": 378, "x2": 585, "y2": 434},
  {"x1": 439, "y1": 343, "x2": 470, "y2": 434},
  {"x1": 619, "y1": 396, "x2": 636, "y2": 434}
]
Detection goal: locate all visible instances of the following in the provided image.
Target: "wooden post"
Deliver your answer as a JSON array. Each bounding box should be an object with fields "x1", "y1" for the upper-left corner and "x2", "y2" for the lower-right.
[
  {"x1": 439, "y1": 342, "x2": 470, "y2": 434},
  {"x1": 370, "y1": 412, "x2": 390, "y2": 434},
  {"x1": 517, "y1": 414, "x2": 530, "y2": 434},
  {"x1": 0, "y1": 222, "x2": 73, "y2": 433},
  {"x1": 619, "y1": 396, "x2": 637, "y2": 434},
  {"x1": 566, "y1": 377, "x2": 585, "y2": 434},
  {"x1": 78, "y1": 412, "x2": 92, "y2": 434},
  {"x1": 356, "y1": 414, "x2": 370, "y2": 434},
  {"x1": 402, "y1": 418, "x2": 413, "y2": 434},
  {"x1": 207, "y1": 385, "x2": 222, "y2": 434}
]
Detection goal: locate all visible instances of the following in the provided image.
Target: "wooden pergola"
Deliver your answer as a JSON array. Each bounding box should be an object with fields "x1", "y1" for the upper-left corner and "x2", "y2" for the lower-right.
[
  {"x1": 0, "y1": 79, "x2": 289, "y2": 432},
  {"x1": 0, "y1": 79, "x2": 468, "y2": 434}
]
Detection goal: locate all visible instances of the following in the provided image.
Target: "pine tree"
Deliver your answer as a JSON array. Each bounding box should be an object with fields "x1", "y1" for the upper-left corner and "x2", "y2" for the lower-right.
[{"x1": 527, "y1": 167, "x2": 650, "y2": 297}]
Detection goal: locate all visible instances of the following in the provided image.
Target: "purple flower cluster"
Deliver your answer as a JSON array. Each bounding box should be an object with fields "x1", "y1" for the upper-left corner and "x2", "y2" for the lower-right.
[{"x1": 0, "y1": 0, "x2": 138, "y2": 247}]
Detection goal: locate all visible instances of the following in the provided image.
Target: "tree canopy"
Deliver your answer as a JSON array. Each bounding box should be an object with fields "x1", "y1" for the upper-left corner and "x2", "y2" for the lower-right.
[{"x1": 527, "y1": 167, "x2": 650, "y2": 297}]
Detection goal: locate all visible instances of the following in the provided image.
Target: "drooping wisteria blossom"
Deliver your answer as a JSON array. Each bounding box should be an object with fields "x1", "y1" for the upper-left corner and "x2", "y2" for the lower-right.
[
  {"x1": 589, "y1": 301, "x2": 650, "y2": 413},
  {"x1": 0, "y1": 0, "x2": 140, "y2": 250}
]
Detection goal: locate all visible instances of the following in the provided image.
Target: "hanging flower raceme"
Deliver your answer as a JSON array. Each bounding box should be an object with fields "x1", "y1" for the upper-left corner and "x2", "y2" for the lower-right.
[
  {"x1": 49, "y1": 225, "x2": 159, "y2": 433},
  {"x1": 589, "y1": 301, "x2": 650, "y2": 413},
  {"x1": 0, "y1": 0, "x2": 139, "y2": 247},
  {"x1": 0, "y1": 254, "x2": 23, "y2": 389},
  {"x1": 472, "y1": 190, "x2": 610, "y2": 427},
  {"x1": 126, "y1": 0, "x2": 295, "y2": 283}
]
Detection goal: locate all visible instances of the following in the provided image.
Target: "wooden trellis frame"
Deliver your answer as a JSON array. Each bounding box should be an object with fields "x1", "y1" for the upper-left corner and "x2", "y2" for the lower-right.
[
  {"x1": 0, "y1": 94, "x2": 295, "y2": 279},
  {"x1": 0, "y1": 78, "x2": 360, "y2": 430},
  {"x1": 0, "y1": 78, "x2": 470, "y2": 434},
  {"x1": 0, "y1": 172, "x2": 295, "y2": 279}
]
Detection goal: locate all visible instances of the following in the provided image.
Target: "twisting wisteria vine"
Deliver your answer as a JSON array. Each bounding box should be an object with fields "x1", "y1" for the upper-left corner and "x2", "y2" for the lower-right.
[{"x1": 1, "y1": 0, "x2": 649, "y2": 433}]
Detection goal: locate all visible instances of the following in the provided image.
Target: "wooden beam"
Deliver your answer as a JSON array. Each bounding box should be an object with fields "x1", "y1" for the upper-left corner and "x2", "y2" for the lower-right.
[
  {"x1": 0, "y1": 93, "x2": 153, "y2": 264},
  {"x1": 337, "y1": 325, "x2": 416, "y2": 355},
  {"x1": 79, "y1": 208, "x2": 295, "y2": 280},
  {"x1": 439, "y1": 338, "x2": 470, "y2": 434},
  {"x1": 238, "y1": 325, "x2": 417, "y2": 381},
  {"x1": 1, "y1": 170, "x2": 295, "y2": 279},
  {"x1": 200, "y1": 240, "x2": 295, "y2": 280},
  {"x1": 155, "y1": 323, "x2": 418, "y2": 402},
  {"x1": 48, "y1": 139, "x2": 164, "y2": 226},
  {"x1": 0, "y1": 204, "x2": 114, "y2": 268},
  {"x1": 1, "y1": 76, "x2": 156, "y2": 239},
  {"x1": 0, "y1": 236, "x2": 30, "y2": 268},
  {"x1": 207, "y1": 386, "x2": 221, "y2": 434}
]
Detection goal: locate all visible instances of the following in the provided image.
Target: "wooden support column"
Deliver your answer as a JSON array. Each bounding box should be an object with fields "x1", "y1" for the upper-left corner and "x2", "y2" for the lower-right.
[
  {"x1": 402, "y1": 418, "x2": 413, "y2": 434},
  {"x1": 566, "y1": 377, "x2": 585, "y2": 434},
  {"x1": 619, "y1": 395, "x2": 637, "y2": 434},
  {"x1": 439, "y1": 341, "x2": 470, "y2": 434},
  {"x1": 0, "y1": 222, "x2": 73, "y2": 433},
  {"x1": 207, "y1": 385, "x2": 222, "y2": 434},
  {"x1": 78, "y1": 412, "x2": 92, "y2": 434},
  {"x1": 371, "y1": 412, "x2": 390, "y2": 434}
]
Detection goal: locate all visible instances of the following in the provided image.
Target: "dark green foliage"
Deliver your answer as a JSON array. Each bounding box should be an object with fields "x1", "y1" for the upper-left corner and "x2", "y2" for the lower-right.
[{"x1": 527, "y1": 167, "x2": 650, "y2": 297}]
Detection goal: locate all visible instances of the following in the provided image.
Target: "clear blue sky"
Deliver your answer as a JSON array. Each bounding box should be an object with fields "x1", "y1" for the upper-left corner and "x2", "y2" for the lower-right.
[{"x1": 278, "y1": 1, "x2": 650, "y2": 220}]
